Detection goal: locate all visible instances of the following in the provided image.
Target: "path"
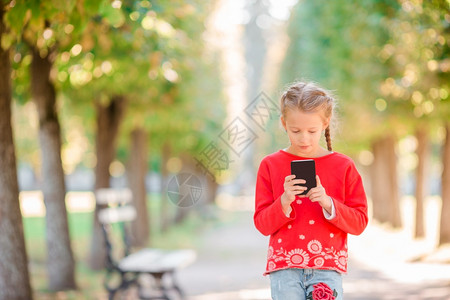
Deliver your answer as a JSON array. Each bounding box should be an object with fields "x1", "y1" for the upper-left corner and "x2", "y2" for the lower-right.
[
  {"x1": 176, "y1": 200, "x2": 450, "y2": 300},
  {"x1": 178, "y1": 209, "x2": 270, "y2": 299}
]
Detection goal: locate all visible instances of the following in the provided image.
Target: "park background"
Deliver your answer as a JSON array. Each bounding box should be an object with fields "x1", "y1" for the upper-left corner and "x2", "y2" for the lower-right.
[{"x1": 0, "y1": 0, "x2": 449, "y2": 299}]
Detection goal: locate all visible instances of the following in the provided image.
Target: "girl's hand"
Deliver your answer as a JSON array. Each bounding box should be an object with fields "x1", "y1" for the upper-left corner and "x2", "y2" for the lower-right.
[
  {"x1": 281, "y1": 175, "x2": 306, "y2": 215},
  {"x1": 307, "y1": 175, "x2": 332, "y2": 214}
]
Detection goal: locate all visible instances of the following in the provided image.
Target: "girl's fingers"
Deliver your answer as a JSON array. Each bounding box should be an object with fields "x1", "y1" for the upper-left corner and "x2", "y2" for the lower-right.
[
  {"x1": 294, "y1": 184, "x2": 307, "y2": 191},
  {"x1": 292, "y1": 179, "x2": 306, "y2": 185},
  {"x1": 285, "y1": 175, "x2": 296, "y2": 182},
  {"x1": 290, "y1": 189, "x2": 305, "y2": 196},
  {"x1": 316, "y1": 175, "x2": 322, "y2": 187},
  {"x1": 294, "y1": 190, "x2": 306, "y2": 196},
  {"x1": 292, "y1": 184, "x2": 305, "y2": 190},
  {"x1": 285, "y1": 175, "x2": 307, "y2": 184},
  {"x1": 288, "y1": 185, "x2": 306, "y2": 194},
  {"x1": 307, "y1": 189, "x2": 322, "y2": 200},
  {"x1": 284, "y1": 175, "x2": 309, "y2": 198}
]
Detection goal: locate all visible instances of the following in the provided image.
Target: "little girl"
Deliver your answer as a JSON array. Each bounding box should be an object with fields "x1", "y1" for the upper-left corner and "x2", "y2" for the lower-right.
[{"x1": 254, "y1": 81, "x2": 368, "y2": 300}]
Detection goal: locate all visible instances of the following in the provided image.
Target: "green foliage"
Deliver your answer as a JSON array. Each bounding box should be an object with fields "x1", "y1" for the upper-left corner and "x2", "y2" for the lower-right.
[
  {"x1": 7, "y1": 0, "x2": 225, "y2": 173},
  {"x1": 57, "y1": 0, "x2": 225, "y2": 166},
  {"x1": 4, "y1": 0, "x2": 101, "y2": 47},
  {"x1": 280, "y1": 0, "x2": 449, "y2": 154},
  {"x1": 5, "y1": 0, "x2": 102, "y2": 170},
  {"x1": 381, "y1": 0, "x2": 449, "y2": 123}
]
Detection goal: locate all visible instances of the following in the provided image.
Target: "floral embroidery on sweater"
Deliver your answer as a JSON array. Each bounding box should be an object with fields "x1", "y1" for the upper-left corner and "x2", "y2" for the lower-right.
[{"x1": 267, "y1": 243, "x2": 348, "y2": 272}]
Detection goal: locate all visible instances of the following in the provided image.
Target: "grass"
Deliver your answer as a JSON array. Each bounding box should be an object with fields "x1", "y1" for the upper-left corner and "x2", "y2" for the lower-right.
[
  {"x1": 22, "y1": 192, "x2": 220, "y2": 299},
  {"x1": 24, "y1": 212, "x2": 105, "y2": 299}
]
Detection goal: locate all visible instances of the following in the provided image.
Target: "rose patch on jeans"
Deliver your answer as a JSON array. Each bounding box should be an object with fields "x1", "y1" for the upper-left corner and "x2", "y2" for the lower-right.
[{"x1": 306, "y1": 282, "x2": 338, "y2": 300}]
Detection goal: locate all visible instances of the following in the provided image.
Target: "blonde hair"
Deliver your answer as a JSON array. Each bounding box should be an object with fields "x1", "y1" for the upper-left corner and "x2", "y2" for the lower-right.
[{"x1": 280, "y1": 81, "x2": 336, "y2": 151}]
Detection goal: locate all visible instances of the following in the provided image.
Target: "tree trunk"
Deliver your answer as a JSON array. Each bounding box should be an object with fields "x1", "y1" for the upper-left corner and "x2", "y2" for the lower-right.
[
  {"x1": 414, "y1": 127, "x2": 429, "y2": 239},
  {"x1": 0, "y1": 6, "x2": 33, "y2": 298},
  {"x1": 206, "y1": 177, "x2": 219, "y2": 204},
  {"x1": 439, "y1": 122, "x2": 450, "y2": 245},
  {"x1": 370, "y1": 135, "x2": 402, "y2": 228},
  {"x1": 88, "y1": 96, "x2": 126, "y2": 270},
  {"x1": 30, "y1": 47, "x2": 76, "y2": 291},
  {"x1": 241, "y1": 0, "x2": 268, "y2": 194},
  {"x1": 174, "y1": 154, "x2": 198, "y2": 224},
  {"x1": 371, "y1": 138, "x2": 389, "y2": 223},
  {"x1": 197, "y1": 167, "x2": 219, "y2": 220},
  {"x1": 127, "y1": 128, "x2": 149, "y2": 247},
  {"x1": 386, "y1": 135, "x2": 402, "y2": 228},
  {"x1": 160, "y1": 142, "x2": 171, "y2": 232}
]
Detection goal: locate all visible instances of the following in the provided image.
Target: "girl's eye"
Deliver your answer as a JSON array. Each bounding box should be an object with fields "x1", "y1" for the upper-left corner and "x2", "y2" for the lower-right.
[
  {"x1": 292, "y1": 131, "x2": 299, "y2": 133},
  {"x1": 309, "y1": 131, "x2": 317, "y2": 134}
]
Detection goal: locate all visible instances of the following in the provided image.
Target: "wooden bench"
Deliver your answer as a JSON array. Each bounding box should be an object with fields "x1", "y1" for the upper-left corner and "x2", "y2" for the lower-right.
[{"x1": 96, "y1": 188, "x2": 196, "y2": 300}]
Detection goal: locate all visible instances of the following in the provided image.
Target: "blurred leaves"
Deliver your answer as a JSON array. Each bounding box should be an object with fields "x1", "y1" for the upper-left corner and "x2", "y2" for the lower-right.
[
  {"x1": 7, "y1": 0, "x2": 225, "y2": 172},
  {"x1": 281, "y1": 0, "x2": 449, "y2": 154}
]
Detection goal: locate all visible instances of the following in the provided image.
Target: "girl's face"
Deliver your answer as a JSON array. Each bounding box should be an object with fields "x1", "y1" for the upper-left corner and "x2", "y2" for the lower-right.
[{"x1": 281, "y1": 108, "x2": 330, "y2": 158}]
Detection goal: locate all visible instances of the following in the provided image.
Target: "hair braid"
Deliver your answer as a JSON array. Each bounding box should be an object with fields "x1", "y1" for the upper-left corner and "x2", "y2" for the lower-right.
[{"x1": 325, "y1": 127, "x2": 332, "y2": 151}]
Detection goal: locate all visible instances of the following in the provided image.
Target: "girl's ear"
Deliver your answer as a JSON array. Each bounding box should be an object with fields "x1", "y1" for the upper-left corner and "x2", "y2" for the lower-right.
[{"x1": 280, "y1": 115, "x2": 287, "y2": 131}]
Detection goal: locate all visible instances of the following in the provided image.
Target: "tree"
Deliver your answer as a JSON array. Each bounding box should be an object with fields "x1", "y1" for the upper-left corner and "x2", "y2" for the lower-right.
[
  {"x1": 281, "y1": 0, "x2": 403, "y2": 227},
  {"x1": 54, "y1": 0, "x2": 225, "y2": 264},
  {"x1": 89, "y1": 96, "x2": 126, "y2": 269},
  {"x1": 29, "y1": 43, "x2": 77, "y2": 290},
  {"x1": 370, "y1": 135, "x2": 402, "y2": 228},
  {"x1": 159, "y1": 141, "x2": 171, "y2": 232},
  {"x1": 5, "y1": 0, "x2": 104, "y2": 290},
  {"x1": 414, "y1": 126, "x2": 429, "y2": 238},
  {"x1": 0, "y1": 3, "x2": 33, "y2": 299},
  {"x1": 127, "y1": 128, "x2": 149, "y2": 247},
  {"x1": 440, "y1": 122, "x2": 450, "y2": 245},
  {"x1": 382, "y1": 0, "x2": 449, "y2": 240}
]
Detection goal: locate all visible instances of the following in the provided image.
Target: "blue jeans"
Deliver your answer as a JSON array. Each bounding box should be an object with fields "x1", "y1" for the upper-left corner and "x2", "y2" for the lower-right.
[{"x1": 270, "y1": 268, "x2": 343, "y2": 300}]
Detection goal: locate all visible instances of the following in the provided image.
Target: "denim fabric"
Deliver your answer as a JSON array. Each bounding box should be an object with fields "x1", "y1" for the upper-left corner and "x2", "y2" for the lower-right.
[{"x1": 270, "y1": 268, "x2": 343, "y2": 300}]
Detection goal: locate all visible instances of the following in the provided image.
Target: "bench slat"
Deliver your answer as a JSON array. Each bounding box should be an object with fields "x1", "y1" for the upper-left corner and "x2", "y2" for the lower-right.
[
  {"x1": 98, "y1": 205, "x2": 137, "y2": 224},
  {"x1": 118, "y1": 249, "x2": 197, "y2": 273},
  {"x1": 95, "y1": 188, "x2": 132, "y2": 205}
]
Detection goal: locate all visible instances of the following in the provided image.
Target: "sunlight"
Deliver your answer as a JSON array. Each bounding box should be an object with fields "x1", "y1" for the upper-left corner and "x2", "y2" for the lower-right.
[
  {"x1": 19, "y1": 191, "x2": 45, "y2": 217},
  {"x1": 349, "y1": 196, "x2": 450, "y2": 285},
  {"x1": 20, "y1": 191, "x2": 95, "y2": 217}
]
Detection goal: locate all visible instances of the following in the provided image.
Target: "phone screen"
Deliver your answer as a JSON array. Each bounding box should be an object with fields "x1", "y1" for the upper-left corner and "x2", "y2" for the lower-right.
[{"x1": 290, "y1": 159, "x2": 317, "y2": 195}]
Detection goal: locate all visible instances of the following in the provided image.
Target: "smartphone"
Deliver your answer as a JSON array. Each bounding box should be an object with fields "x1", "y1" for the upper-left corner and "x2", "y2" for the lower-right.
[{"x1": 290, "y1": 159, "x2": 317, "y2": 196}]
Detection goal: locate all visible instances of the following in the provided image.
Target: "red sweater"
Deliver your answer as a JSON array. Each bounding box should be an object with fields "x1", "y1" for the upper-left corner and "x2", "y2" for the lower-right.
[{"x1": 254, "y1": 150, "x2": 368, "y2": 275}]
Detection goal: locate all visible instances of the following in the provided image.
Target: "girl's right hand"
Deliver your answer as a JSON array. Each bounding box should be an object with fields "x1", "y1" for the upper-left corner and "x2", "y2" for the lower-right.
[{"x1": 281, "y1": 175, "x2": 306, "y2": 215}]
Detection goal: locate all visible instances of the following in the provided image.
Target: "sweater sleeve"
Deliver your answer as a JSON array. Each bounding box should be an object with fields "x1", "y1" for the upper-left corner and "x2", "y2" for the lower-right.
[
  {"x1": 327, "y1": 162, "x2": 368, "y2": 235},
  {"x1": 254, "y1": 159, "x2": 295, "y2": 236}
]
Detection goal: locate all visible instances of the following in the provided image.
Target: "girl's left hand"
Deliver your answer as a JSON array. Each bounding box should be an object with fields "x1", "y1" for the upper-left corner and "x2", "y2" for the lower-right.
[{"x1": 306, "y1": 175, "x2": 332, "y2": 214}]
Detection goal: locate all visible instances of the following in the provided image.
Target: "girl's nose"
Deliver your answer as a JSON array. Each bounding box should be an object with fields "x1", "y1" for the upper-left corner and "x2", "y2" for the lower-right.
[{"x1": 298, "y1": 132, "x2": 308, "y2": 141}]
